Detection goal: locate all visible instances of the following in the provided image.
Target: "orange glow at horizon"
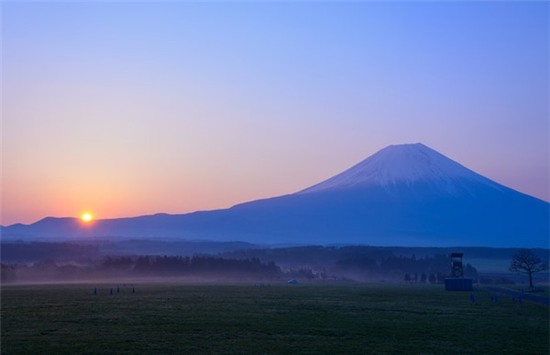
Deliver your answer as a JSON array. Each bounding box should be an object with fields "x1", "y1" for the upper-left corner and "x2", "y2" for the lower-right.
[{"x1": 81, "y1": 212, "x2": 93, "y2": 222}]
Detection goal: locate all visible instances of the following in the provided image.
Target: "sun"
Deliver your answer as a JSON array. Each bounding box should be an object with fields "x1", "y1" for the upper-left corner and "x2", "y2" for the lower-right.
[{"x1": 81, "y1": 212, "x2": 93, "y2": 222}]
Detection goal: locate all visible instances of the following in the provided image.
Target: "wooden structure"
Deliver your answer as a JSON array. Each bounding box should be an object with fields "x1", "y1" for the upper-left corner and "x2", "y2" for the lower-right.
[
  {"x1": 450, "y1": 253, "x2": 464, "y2": 277},
  {"x1": 445, "y1": 253, "x2": 473, "y2": 291}
]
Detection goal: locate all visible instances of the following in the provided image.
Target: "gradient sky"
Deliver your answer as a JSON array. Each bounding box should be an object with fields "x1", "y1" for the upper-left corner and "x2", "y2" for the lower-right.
[{"x1": 2, "y1": 1, "x2": 548, "y2": 226}]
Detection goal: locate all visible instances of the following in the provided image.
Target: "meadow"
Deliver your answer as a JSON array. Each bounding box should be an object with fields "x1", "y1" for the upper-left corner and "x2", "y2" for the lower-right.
[{"x1": 1, "y1": 282, "x2": 548, "y2": 354}]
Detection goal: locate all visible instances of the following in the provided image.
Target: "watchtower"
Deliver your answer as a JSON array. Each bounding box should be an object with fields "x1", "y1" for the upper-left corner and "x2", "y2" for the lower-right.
[
  {"x1": 450, "y1": 253, "x2": 464, "y2": 278},
  {"x1": 445, "y1": 252, "x2": 472, "y2": 291}
]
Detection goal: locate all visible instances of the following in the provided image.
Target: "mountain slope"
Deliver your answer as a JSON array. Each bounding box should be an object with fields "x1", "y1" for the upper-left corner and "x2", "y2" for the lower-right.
[
  {"x1": 2, "y1": 143, "x2": 548, "y2": 247},
  {"x1": 299, "y1": 143, "x2": 503, "y2": 195}
]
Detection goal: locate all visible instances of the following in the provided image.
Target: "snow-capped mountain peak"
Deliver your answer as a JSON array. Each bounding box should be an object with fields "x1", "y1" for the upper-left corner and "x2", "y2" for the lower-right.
[
  {"x1": 298, "y1": 143, "x2": 502, "y2": 194},
  {"x1": 2, "y1": 142, "x2": 547, "y2": 247}
]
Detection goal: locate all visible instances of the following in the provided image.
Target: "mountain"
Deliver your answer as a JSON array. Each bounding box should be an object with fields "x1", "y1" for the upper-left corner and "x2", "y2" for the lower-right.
[
  {"x1": 2, "y1": 143, "x2": 548, "y2": 247},
  {"x1": 299, "y1": 143, "x2": 502, "y2": 195}
]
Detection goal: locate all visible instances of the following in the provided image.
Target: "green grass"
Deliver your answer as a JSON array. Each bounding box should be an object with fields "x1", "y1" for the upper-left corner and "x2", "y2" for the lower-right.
[{"x1": 1, "y1": 282, "x2": 548, "y2": 354}]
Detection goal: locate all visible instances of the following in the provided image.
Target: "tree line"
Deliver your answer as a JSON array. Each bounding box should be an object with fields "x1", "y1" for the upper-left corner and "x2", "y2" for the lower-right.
[
  {"x1": 1, "y1": 255, "x2": 282, "y2": 283},
  {"x1": 1, "y1": 250, "x2": 482, "y2": 284}
]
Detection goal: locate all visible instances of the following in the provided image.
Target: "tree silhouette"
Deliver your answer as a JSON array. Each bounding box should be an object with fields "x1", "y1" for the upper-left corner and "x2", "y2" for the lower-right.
[{"x1": 509, "y1": 249, "x2": 547, "y2": 288}]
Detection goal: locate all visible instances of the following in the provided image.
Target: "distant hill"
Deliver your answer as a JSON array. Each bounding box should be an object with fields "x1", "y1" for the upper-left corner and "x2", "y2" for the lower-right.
[{"x1": 2, "y1": 143, "x2": 548, "y2": 247}]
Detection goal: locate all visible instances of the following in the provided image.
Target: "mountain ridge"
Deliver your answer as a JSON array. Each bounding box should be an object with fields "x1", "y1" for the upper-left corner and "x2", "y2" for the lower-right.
[{"x1": 2, "y1": 143, "x2": 548, "y2": 248}]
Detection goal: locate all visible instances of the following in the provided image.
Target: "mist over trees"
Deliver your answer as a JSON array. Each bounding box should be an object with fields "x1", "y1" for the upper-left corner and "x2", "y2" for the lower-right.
[
  {"x1": 1, "y1": 255, "x2": 281, "y2": 283},
  {"x1": 5, "y1": 240, "x2": 549, "y2": 285},
  {"x1": 1, "y1": 243, "x2": 484, "y2": 284},
  {"x1": 222, "y1": 246, "x2": 480, "y2": 282}
]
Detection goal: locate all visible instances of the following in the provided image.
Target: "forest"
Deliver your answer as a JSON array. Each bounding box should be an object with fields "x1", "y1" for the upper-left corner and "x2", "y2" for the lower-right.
[{"x1": 1, "y1": 243, "x2": 480, "y2": 284}]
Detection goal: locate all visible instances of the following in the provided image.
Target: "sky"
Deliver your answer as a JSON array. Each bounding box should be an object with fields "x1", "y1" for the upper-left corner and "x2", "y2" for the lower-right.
[{"x1": 2, "y1": 1, "x2": 548, "y2": 226}]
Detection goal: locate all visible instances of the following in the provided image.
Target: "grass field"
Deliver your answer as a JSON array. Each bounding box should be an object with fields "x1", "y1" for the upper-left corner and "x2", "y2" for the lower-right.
[{"x1": 1, "y1": 282, "x2": 548, "y2": 354}]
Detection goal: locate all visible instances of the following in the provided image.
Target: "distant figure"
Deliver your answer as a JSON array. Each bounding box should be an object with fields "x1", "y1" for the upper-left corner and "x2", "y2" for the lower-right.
[
  {"x1": 94, "y1": 288, "x2": 97, "y2": 295},
  {"x1": 469, "y1": 292, "x2": 475, "y2": 303},
  {"x1": 117, "y1": 286, "x2": 120, "y2": 294},
  {"x1": 110, "y1": 288, "x2": 113, "y2": 295},
  {"x1": 132, "y1": 287, "x2": 135, "y2": 294}
]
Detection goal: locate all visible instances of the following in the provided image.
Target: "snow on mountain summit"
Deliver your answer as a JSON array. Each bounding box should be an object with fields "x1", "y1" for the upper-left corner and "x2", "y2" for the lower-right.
[
  {"x1": 298, "y1": 143, "x2": 502, "y2": 195},
  {"x1": 1, "y1": 142, "x2": 547, "y2": 247}
]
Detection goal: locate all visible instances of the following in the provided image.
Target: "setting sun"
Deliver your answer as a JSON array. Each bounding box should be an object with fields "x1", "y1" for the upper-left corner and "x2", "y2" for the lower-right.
[{"x1": 81, "y1": 213, "x2": 93, "y2": 222}]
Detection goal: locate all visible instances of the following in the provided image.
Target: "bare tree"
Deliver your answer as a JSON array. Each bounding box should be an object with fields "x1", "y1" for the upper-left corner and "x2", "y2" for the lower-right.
[{"x1": 509, "y1": 249, "x2": 548, "y2": 289}]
